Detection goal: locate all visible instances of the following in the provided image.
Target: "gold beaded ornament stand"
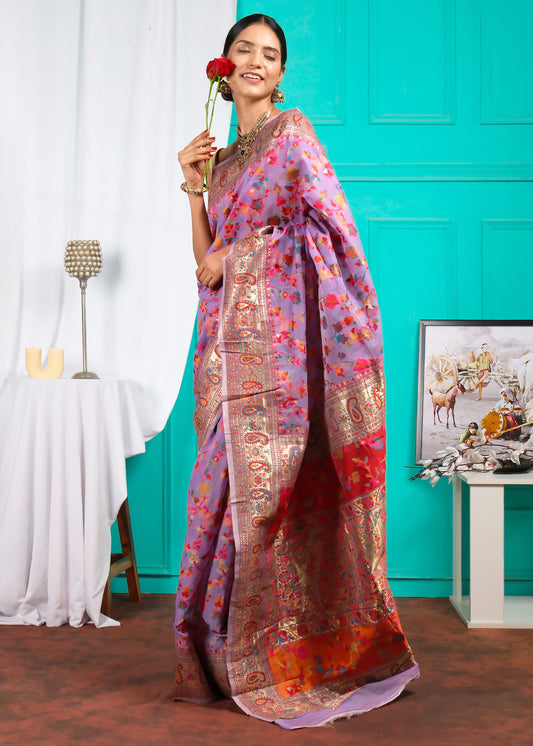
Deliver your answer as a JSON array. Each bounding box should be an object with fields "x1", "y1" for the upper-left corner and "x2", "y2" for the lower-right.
[{"x1": 64, "y1": 240, "x2": 103, "y2": 379}]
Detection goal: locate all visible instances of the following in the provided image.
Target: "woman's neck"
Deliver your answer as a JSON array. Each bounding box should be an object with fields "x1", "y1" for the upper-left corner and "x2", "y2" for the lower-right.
[{"x1": 234, "y1": 100, "x2": 278, "y2": 134}]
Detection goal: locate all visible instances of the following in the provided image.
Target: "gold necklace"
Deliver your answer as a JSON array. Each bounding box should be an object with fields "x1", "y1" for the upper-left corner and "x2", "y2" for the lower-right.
[{"x1": 236, "y1": 110, "x2": 271, "y2": 166}]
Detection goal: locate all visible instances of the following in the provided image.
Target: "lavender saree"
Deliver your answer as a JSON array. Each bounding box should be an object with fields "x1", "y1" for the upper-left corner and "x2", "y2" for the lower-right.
[{"x1": 174, "y1": 109, "x2": 419, "y2": 728}]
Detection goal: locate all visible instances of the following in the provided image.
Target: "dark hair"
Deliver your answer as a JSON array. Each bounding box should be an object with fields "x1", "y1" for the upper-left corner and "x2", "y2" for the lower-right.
[
  {"x1": 469, "y1": 422, "x2": 479, "y2": 430},
  {"x1": 223, "y1": 14, "x2": 287, "y2": 65},
  {"x1": 221, "y1": 14, "x2": 287, "y2": 102}
]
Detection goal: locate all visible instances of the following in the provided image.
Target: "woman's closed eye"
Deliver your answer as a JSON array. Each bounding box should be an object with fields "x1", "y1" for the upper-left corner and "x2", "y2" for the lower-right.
[{"x1": 236, "y1": 45, "x2": 277, "y2": 62}]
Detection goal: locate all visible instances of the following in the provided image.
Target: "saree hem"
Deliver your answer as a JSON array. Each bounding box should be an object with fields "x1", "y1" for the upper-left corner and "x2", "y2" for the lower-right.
[
  {"x1": 230, "y1": 663, "x2": 420, "y2": 730},
  {"x1": 275, "y1": 662, "x2": 420, "y2": 729}
]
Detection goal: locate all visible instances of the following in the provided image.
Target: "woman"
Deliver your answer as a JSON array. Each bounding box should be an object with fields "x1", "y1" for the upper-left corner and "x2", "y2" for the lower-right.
[{"x1": 174, "y1": 14, "x2": 419, "y2": 728}]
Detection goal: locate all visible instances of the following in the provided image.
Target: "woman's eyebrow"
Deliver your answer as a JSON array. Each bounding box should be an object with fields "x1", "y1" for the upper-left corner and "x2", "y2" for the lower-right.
[{"x1": 236, "y1": 39, "x2": 280, "y2": 55}]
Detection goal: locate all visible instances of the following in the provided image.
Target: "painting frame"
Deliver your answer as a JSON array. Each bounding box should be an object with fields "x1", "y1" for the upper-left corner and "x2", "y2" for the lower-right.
[{"x1": 416, "y1": 319, "x2": 533, "y2": 463}]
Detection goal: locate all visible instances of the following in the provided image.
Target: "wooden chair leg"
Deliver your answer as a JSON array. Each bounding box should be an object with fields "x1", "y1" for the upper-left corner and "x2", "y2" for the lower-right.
[
  {"x1": 116, "y1": 499, "x2": 141, "y2": 603},
  {"x1": 101, "y1": 497, "x2": 141, "y2": 616}
]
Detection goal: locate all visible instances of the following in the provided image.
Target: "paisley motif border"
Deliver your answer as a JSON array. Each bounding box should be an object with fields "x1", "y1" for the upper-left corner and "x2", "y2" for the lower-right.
[
  {"x1": 192, "y1": 333, "x2": 222, "y2": 446},
  {"x1": 218, "y1": 231, "x2": 289, "y2": 700},
  {"x1": 324, "y1": 364, "x2": 386, "y2": 452}
]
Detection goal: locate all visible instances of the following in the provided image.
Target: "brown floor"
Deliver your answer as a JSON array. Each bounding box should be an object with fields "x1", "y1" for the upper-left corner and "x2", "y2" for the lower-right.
[{"x1": 1, "y1": 596, "x2": 532, "y2": 745}]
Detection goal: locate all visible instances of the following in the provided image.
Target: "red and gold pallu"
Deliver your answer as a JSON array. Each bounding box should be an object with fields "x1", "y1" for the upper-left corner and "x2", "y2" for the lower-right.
[{"x1": 174, "y1": 110, "x2": 419, "y2": 728}]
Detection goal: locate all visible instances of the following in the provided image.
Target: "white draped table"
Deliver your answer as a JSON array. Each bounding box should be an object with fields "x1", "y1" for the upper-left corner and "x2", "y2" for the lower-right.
[{"x1": 0, "y1": 377, "x2": 148, "y2": 627}]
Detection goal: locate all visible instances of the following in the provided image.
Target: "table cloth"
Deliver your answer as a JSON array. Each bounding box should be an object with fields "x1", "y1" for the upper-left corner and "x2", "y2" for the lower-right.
[{"x1": 0, "y1": 377, "x2": 147, "y2": 627}]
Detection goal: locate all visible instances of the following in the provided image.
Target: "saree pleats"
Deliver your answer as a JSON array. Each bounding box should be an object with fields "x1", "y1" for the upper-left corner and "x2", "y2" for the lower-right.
[
  {"x1": 174, "y1": 109, "x2": 418, "y2": 726},
  {"x1": 174, "y1": 421, "x2": 233, "y2": 702}
]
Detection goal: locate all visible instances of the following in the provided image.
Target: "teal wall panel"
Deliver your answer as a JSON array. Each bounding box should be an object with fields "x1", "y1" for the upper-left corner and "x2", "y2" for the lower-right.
[
  {"x1": 369, "y1": 0, "x2": 456, "y2": 124},
  {"x1": 482, "y1": 220, "x2": 533, "y2": 317},
  {"x1": 272, "y1": 0, "x2": 346, "y2": 125},
  {"x1": 368, "y1": 218, "x2": 458, "y2": 319},
  {"x1": 481, "y1": 0, "x2": 533, "y2": 124},
  {"x1": 121, "y1": 0, "x2": 533, "y2": 598}
]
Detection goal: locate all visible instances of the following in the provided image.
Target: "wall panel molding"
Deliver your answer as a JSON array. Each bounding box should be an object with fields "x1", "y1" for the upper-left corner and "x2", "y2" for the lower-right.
[
  {"x1": 335, "y1": 162, "x2": 533, "y2": 182},
  {"x1": 282, "y1": 0, "x2": 347, "y2": 126},
  {"x1": 309, "y1": 0, "x2": 347, "y2": 125},
  {"x1": 134, "y1": 427, "x2": 174, "y2": 576},
  {"x1": 481, "y1": 220, "x2": 533, "y2": 317},
  {"x1": 481, "y1": 3, "x2": 533, "y2": 124},
  {"x1": 368, "y1": 218, "x2": 458, "y2": 316},
  {"x1": 368, "y1": 0, "x2": 456, "y2": 124}
]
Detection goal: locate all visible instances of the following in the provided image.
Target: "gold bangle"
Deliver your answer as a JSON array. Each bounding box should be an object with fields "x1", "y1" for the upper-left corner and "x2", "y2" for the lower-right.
[{"x1": 180, "y1": 181, "x2": 207, "y2": 195}]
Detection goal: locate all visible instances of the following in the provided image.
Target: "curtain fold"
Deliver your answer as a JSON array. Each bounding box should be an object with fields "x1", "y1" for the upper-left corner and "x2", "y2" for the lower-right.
[{"x1": 0, "y1": 0, "x2": 237, "y2": 438}]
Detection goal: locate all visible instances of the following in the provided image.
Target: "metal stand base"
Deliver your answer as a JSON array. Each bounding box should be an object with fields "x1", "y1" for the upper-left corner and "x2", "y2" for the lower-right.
[{"x1": 72, "y1": 371, "x2": 99, "y2": 379}]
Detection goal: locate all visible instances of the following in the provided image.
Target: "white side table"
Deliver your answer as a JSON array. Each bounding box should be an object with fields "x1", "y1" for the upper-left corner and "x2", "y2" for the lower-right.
[{"x1": 451, "y1": 471, "x2": 533, "y2": 628}]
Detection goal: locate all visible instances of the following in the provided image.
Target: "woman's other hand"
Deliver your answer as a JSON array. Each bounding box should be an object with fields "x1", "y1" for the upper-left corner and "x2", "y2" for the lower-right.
[
  {"x1": 178, "y1": 130, "x2": 217, "y2": 190},
  {"x1": 196, "y1": 249, "x2": 225, "y2": 289}
]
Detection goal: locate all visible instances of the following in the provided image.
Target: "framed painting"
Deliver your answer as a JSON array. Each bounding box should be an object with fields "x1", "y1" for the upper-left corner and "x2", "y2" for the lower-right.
[{"x1": 416, "y1": 320, "x2": 533, "y2": 462}]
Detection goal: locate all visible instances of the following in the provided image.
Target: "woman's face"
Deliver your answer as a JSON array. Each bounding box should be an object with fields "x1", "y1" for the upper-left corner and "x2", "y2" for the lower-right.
[{"x1": 226, "y1": 23, "x2": 285, "y2": 103}]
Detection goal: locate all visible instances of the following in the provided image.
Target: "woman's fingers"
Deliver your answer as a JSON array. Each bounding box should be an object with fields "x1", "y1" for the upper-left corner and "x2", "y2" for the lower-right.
[
  {"x1": 189, "y1": 139, "x2": 216, "y2": 156},
  {"x1": 178, "y1": 130, "x2": 217, "y2": 187},
  {"x1": 182, "y1": 131, "x2": 216, "y2": 157},
  {"x1": 193, "y1": 131, "x2": 215, "y2": 145},
  {"x1": 196, "y1": 254, "x2": 223, "y2": 289},
  {"x1": 196, "y1": 268, "x2": 218, "y2": 289},
  {"x1": 196, "y1": 267, "x2": 214, "y2": 288},
  {"x1": 191, "y1": 129, "x2": 210, "y2": 144},
  {"x1": 178, "y1": 141, "x2": 216, "y2": 167}
]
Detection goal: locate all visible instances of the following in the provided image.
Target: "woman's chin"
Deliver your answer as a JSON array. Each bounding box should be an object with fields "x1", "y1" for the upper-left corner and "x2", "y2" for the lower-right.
[{"x1": 232, "y1": 86, "x2": 273, "y2": 104}]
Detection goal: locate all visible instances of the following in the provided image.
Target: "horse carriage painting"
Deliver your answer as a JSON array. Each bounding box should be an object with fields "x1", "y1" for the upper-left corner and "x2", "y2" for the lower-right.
[{"x1": 416, "y1": 320, "x2": 533, "y2": 462}]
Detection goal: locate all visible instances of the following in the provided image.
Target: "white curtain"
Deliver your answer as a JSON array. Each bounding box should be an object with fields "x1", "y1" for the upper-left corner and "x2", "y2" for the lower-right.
[{"x1": 0, "y1": 0, "x2": 236, "y2": 438}]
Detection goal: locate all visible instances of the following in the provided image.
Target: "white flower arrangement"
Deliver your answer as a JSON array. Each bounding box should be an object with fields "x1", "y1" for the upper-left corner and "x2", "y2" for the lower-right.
[{"x1": 411, "y1": 433, "x2": 533, "y2": 485}]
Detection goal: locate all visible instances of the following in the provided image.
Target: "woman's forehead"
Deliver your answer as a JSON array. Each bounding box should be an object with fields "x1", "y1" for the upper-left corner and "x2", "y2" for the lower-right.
[{"x1": 232, "y1": 24, "x2": 281, "y2": 51}]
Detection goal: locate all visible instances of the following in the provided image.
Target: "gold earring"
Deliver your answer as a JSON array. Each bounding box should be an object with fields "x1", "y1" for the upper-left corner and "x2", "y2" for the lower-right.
[
  {"x1": 219, "y1": 79, "x2": 233, "y2": 101},
  {"x1": 271, "y1": 86, "x2": 285, "y2": 104}
]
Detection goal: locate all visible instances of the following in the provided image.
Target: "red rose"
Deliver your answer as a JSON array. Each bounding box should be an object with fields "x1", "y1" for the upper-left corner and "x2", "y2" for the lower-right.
[
  {"x1": 200, "y1": 57, "x2": 237, "y2": 190},
  {"x1": 206, "y1": 57, "x2": 235, "y2": 81}
]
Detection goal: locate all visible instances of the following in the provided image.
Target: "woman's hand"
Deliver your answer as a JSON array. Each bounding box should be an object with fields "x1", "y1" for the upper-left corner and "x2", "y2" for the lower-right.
[
  {"x1": 196, "y1": 249, "x2": 226, "y2": 289},
  {"x1": 178, "y1": 130, "x2": 217, "y2": 190}
]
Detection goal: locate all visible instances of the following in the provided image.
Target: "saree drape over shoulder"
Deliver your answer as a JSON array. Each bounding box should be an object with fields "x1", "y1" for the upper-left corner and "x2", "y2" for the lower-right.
[{"x1": 174, "y1": 109, "x2": 419, "y2": 729}]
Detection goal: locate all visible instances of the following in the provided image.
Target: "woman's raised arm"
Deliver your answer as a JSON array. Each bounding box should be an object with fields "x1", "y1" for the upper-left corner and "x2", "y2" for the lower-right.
[{"x1": 178, "y1": 130, "x2": 217, "y2": 265}]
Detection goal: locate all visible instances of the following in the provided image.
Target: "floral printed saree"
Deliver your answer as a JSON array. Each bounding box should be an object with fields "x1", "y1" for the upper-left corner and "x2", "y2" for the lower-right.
[{"x1": 174, "y1": 109, "x2": 419, "y2": 728}]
